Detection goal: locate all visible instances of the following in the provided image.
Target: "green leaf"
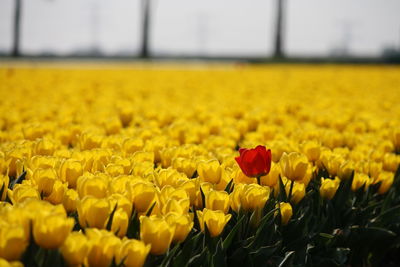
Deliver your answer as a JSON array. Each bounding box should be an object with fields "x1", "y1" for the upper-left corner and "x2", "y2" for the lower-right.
[
  {"x1": 278, "y1": 175, "x2": 288, "y2": 202},
  {"x1": 224, "y1": 179, "x2": 234, "y2": 194},
  {"x1": 278, "y1": 251, "x2": 295, "y2": 267},
  {"x1": 106, "y1": 203, "x2": 118, "y2": 231},
  {"x1": 222, "y1": 215, "x2": 244, "y2": 250},
  {"x1": 146, "y1": 201, "x2": 157, "y2": 217},
  {"x1": 9, "y1": 170, "x2": 26, "y2": 189},
  {"x1": 172, "y1": 232, "x2": 202, "y2": 267},
  {"x1": 160, "y1": 243, "x2": 181, "y2": 267},
  {"x1": 200, "y1": 186, "x2": 206, "y2": 209},
  {"x1": 127, "y1": 210, "x2": 140, "y2": 239},
  {"x1": 249, "y1": 240, "x2": 281, "y2": 265},
  {"x1": 211, "y1": 239, "x2": 225, "y2": 267},
  {"x1": 188, "y1": 247, "x2": 208, "y2": 267}
]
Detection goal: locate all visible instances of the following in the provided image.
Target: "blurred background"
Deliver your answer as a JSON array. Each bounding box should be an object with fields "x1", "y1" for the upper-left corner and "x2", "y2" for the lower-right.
[{"x1": 1, "y1": 0, "x2": 400, "y2": 62}]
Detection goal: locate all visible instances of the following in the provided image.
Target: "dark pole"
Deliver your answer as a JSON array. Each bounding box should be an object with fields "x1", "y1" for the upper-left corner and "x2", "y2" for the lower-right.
[
  {"x1": 274, "y1": 0, "x2": 284, "y2": 58},
  {"x1": 140, "y1": 0, "x2": 150, "y2": 59},
  {"x1": 12, "y1": 0, "x2": 22, "y2": 57}
]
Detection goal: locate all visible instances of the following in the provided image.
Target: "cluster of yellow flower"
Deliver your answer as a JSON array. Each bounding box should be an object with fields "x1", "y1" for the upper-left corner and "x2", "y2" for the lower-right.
[{"x1": 0, "y1": 64, "x2": 399, "y2": 266}]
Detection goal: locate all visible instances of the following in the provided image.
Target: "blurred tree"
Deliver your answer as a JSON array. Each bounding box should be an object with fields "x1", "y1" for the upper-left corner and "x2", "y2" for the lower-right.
[
  {"x1": 274, "y1": 0, "x2": 285, "y2": 58},
  {"x1": 12, "y1": 0, "x2": 22, "y2": 57},
  {"x1": 140, "y1": 0, "x2": 151, "y2": 58}
]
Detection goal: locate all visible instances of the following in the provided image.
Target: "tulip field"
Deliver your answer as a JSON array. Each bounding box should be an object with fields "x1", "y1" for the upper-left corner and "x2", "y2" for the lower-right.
[{"x1": 0, "y1": 63, "x2": 400, "y2": 266}]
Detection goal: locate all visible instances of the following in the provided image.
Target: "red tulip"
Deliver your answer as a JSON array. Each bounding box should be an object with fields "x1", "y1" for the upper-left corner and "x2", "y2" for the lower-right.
[{"x1": 235, "y1": 145, "x2": 272, "y2": 178}]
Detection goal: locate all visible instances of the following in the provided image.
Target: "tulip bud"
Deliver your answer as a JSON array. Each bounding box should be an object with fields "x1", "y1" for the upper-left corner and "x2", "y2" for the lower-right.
[
  {"x1": 123, "y1": 138, "x2": 144, "y2": 155},
  {"x1": 60, "y1": 232, "x2": 89, "y2": 267},
  {"x1": 165, "y1": 213, "x2": 194, "y2": 243},
  {"x1": 300, "y1": 141, "x2": 321, "y2": 162},
  {"x1": 162, "y1": 198, "x2": 190, "y2": 215},
  {"x1": 197, "y1": 159, "x2": 222, "y2": 184},
  {"x1": 205, "y1": 190, "x2": 230, "y2": 214},
  {"x1": 337, "y1": 161, "x2": 354, "y2": 180},
  {"x1": 172, "y1": 157, "x2": 197, "y2": 178},
  {"x1": 59, "y1": 159, "x2": 83, "y2": 188},
  {"x1": 0, "y1": 258, "x2": 23, "y2": 267},
  {"x1": 77, "y1": 196, "x2": 110, "y2": 228},
  {"x1": 383, "y1": 153, "x2": 400, "y2": 172},
  {"x1": 76, "y1": 174, "x2": 109, "y2": 198},
  {"x1": 44, "y1": 180, "x2": 67, "y2": 205},
  {"x1": 196, "y1": 208, "x2": 231, "y2": 237},
  {"x1": 63, "y1": 189, "x2": 79, "y2": 213},
  {"x1": 8, "y1": 183, "x2": 40, "y2": 204},
  {"x1": 229, "y1": 184, "x2": 245, "y2": 213},
  {"x1": 33, "y1": 213, "x2": 74, "y2": 249},
  {"x1": 320, "y1": 177, "x2": 340, "y2": 200},
  {"x1": 86, "y1": 228, "x2": 122, "y2": 267},
  {"x1": 34, "y1": 138, "x2": 56, "y2": 156},
  {"x1": 285, "y1": 181, "x2": 305, "y2": 204},
  {"x1": 32, "y1": 168, "x2": 58, "y2": 196},
  {"x1": 260, "y1": 162, "x2": 280, "y2": 187},
  {"x1": 280, "y1": 152, "x2": 309, "y2": 181},
  {"x1": 117, "y1": 238, "x2": 151, "y2": 267},
  {"x1": 0, "y1": 174, "x2": 9, "y2": 201},
  {"x1": 112, "y1": 209, "x2": 129, "y2": 238},
  {"x1": 375, "y1": 171, "x2": 394, "y2": 195},
  {"x1": 240, "y1": 184, "x2": 270, "y2": 211},
  {"x1": 351, "y1": 173, "x2": 371, "y2": 192},
  {"x1": 278, "y1": 202, "x2": 292, "y2": 225},
  {"x1": 108, "y1": 193, "x2": 133, "y2": 218},
  {"x1": 0, "y1": 224, "x2": 28, "y2": 261},
  {"x1": 140, "y1": 216, "x2": 176, "y2": 255},
  {"x1": 129, "y1": 182, "x2": 158, "y2": 214}
]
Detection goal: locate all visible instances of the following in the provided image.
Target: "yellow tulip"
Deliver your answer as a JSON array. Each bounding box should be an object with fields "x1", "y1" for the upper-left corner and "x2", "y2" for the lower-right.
[
  {"x1": 280, "y1": 152, "x2": 309, "y2": 181},
  {"x1": 0, "y1": 258, "x2": 23, "y2": 267},
  {"x1": 59, "y1": 159, "x2": 83, "y2": 188},
  {"x1": 108, "y1": 193, "x2": 133, "y2": 218},
  {"x1": 77, "y1": 196, "x2": 110, "y2": 228},
  {"x1": 240, "y1": 184, "x2": 270, "y2": 211},
  {"x1": 196, "y1": 208, "x2": 231, "y2": 237},
  {"x1": 375, "y1": 171, "x2": 394, "y2": 195},
  {"x1": 60, "y1": 232, "x2": 89, "y2": 267},
  {"x1": 86, "y1": 228, "x2": 122, "y2": 267},
  {"x1": 34, "y1": 138, "x2": 56, "y2": 156},
  {"x1": 285, "y1": 180, "x2": 305, "y2": 204},
  {"x1": 140, "y1": 216, "x2": 175, "y2": 255},
  {"x1": 300, "y1": 141, "x2": 321, "y2": 162},
  {"x1": 8, "y1": 183, "x2": 40, "y2": 204},
  {"x1": 351, "y1": 173, "x2": 371, "y2": 192},
  {"x1": 0, "y1": 174, "x2": 9, "y2": 201},
  {"x1": 63, "y1": 189, "x2": 79, "y2": 213},
  {"x1": 33, "y1": 213, "x2": 74, "y2": 249},
  {"x1": 111, "y1": 209, "x2": 129, "y2": 238},
  {"x1": 116, "y1": 238, "x2": 151, "y2": 267},
  {"x1": 205, "y1": 190, "x2": 230, "y2": 214},
  {"x1": 129, "y1": 182, "x2": 158, "y2": 214},
  {"x1": 32, "y1": 168, "x2": 58, "y2": 196},
  {"x1": 337, "y1": 161, "x2": 354, "y2": 180},
  {"x1": 123, "y1": 138, "x2": 144, "y2": 155},
  {"x1": 165, "y1": 213, "x2": 193, "y2": 243},
  {"x1": 179, "y1": 179, "x2": 198, "y2": 205},
  {"x1": 229, "y1": 183, "x2": 245, "y2": 213},
  {"x1": 197, "y1": 159, "x2": 222, "y2": 184},
  {"x1": 0, "y1": 224, "x2": 28, "y2": 261},
  {"x1": 162, "y1": 198, "x2": 190, "y2": 215},
  {"x1": 44, "y1": 180, "x2": 67, "y2": 205},
  {"x1": 260, "y1": 162, "x2": 280, "y2": 187},
  {"x1": 320, "y1": 177, "x2": 341, "y2": 200},
  {"x1": 77, "y1": 173, "x2": 109, "y2": 198},
  {"x1": 278, "y1": 202, "x2": 292, "y2": 225}
]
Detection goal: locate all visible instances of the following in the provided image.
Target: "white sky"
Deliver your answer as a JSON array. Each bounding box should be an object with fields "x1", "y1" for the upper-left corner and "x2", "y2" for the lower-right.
[{"x1": 0, "y1": 0, "x2": 399, "y2": 57}]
